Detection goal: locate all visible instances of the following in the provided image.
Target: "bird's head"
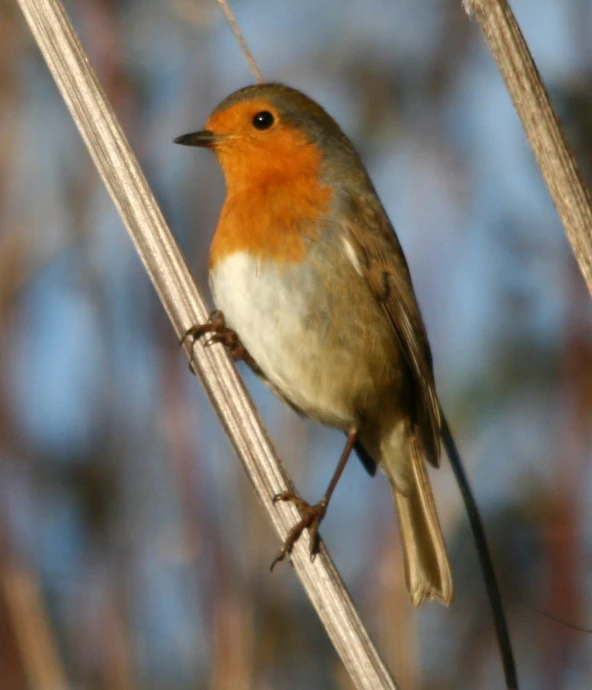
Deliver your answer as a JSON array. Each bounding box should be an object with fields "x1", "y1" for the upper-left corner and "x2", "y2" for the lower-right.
[{"x1": 175, "y1": 83, "x2": 357, "y2": 192}]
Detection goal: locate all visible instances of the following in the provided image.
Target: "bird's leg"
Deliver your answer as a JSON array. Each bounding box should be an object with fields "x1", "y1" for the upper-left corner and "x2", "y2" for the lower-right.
[
  {"x1": 181, "y1": 310, "x2": 259, "y2": 370},
  {"x1": 271, "y1": 428, "x2": 359, "y2": 569}
]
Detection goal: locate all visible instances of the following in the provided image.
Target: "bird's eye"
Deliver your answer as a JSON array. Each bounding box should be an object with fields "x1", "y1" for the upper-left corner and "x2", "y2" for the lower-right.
[{"x1": 252, "y1": 111, "x2": 275, "y2": 130}]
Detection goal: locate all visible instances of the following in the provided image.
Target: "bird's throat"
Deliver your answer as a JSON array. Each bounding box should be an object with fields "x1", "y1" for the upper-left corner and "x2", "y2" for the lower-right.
[{"x1": 209, "y1": 170, "x2": 332, "y2": 266}]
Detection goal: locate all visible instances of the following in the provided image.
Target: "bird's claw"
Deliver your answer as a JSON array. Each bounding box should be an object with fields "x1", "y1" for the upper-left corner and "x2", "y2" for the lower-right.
[
  {"x1": 181, "y1": 311, "x2": 258, "y2": 370},
  {"x1": 180, "y1": 310, "x2": 225, "y2": 348},
  {"x1": 270, "y1": 492, "x2": 328, "y2": 570}
]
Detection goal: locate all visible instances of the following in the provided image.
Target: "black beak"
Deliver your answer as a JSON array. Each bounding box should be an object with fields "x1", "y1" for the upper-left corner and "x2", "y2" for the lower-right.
[{"x1": 174, "y1": 130, "x2": 220, "y2": 148}]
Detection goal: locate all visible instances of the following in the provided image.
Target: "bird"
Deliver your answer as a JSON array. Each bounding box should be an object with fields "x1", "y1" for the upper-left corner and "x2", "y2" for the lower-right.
[{"x1": 175, "y1": 83, "x2": 453, "y2": 607}]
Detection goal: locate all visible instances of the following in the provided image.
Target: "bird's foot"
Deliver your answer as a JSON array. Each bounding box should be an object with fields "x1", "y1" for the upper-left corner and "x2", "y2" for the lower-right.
[
  {"x1": 270, "y1": 492, "x2": 328, "y2": 570},
  {"x1": 181, "y1": 310, "x2": 258, "y2": 369}
]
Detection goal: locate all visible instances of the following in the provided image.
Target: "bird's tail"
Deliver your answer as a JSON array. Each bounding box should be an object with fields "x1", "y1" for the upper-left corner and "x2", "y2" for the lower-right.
[{"x1": 392, "y1": 439, "x2": 453, "y2": 607}]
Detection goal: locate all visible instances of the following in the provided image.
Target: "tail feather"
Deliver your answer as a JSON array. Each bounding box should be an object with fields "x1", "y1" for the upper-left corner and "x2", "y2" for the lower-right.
[{"x1": 392, "y1": 439, "x2": 453, "y2": 607}]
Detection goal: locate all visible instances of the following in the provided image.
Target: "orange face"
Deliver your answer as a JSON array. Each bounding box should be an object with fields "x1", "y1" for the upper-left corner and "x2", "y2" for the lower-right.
[
  {"x1": 202, "y1": 98, "x2": 323, "y2": 194},
  {"x1": 175, "y1": 89, "x2": 341, "y2": 264},
  {"x1": 181, "y1": 97, "x2": 334, "y2": 265}
]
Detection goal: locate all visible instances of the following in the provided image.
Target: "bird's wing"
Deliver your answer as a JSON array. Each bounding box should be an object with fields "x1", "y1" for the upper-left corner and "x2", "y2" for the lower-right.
[{"x1": 344, "y1": 192, "x2": 441, "y2": 466}]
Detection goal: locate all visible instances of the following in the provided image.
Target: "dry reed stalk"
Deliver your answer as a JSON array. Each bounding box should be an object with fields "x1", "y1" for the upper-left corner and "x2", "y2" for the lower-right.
[
  {"x1": 464, "y1": 0, "x2": 592, "y2": 297},
  {"x1": 15, "y1": 0, "x2": 398, "y2": 687}
]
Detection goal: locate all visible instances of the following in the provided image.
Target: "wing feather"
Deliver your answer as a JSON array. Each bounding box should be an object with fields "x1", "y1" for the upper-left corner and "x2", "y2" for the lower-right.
[{"x1": 345, "y1": 192, "x2": 441, "y2": 465}]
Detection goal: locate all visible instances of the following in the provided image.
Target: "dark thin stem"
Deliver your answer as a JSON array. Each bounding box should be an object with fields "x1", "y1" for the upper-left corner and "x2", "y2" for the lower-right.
[{"x1": 440, "y1": 412, "x2": 519, "y2": 690}]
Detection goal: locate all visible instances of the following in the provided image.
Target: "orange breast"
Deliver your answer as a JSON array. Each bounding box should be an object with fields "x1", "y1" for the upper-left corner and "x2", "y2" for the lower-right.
[{"x1": 209, "y1": 127, "x2": 333, "y2": 267}]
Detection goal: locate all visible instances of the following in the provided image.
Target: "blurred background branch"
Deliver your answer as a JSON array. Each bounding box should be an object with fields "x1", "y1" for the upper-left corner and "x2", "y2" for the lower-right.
[{"x1": 1, "y1": 561, "x2": 67, "y2": 690}]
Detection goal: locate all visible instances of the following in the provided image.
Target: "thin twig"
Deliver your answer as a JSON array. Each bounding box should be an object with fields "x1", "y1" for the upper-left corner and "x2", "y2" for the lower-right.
[
  {"x1": 214, "y1": 0, "x2": 263, "y2": 83},
  {"x1": 441, "y1": 415, "x2": 518, "y2": 690},
  {"x1": 15, "y1": 0, "x2": 396, "y2": 687},
  {"x1": 464, "y1": 0, "x2": 592, "y2": 298}
]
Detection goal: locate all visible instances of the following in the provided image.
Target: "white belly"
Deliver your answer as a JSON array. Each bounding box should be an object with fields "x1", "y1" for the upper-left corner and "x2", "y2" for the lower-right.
[{"x1": 209, "y1": 251, "x2": 359, "y2": 427}]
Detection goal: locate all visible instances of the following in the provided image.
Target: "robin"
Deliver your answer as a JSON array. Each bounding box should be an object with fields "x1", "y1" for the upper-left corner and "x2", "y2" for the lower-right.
[{"x1": 175, "y1": 83, "x2": 453, "y2": 607}]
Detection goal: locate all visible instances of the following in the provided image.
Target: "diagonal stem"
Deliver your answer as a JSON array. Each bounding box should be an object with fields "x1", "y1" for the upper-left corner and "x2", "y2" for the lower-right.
[
  {"x1": 14, "y1": 1, "x2": 398, "y2": 688},
  {"x1": 464, "y1": 0, "x2": 592, "y2": 300}
]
